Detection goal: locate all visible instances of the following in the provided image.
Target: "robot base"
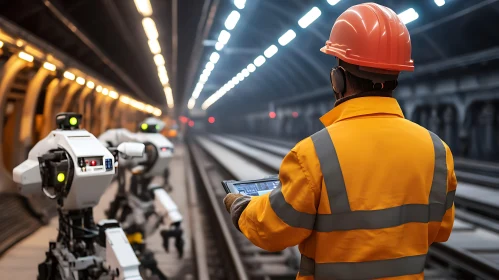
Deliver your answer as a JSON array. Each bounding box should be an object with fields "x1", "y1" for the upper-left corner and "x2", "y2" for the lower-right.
[{"x1": 38, "y1": 241, "x2": 105, "y2": 280}]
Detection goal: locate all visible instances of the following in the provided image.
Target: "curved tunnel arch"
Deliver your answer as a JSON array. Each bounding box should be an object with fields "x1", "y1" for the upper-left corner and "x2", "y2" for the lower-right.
[
  {"x1": 83, "y1": 93, "x2": 96, "y2": 130},
  {"x1": 0, "y1": 55, "x2": 30, "y2": 190},
  {"x1": 42, "y1": 78, "x2": 70, "y2": 137},
  {"x1": 60, "y1": 82, "x2": 84, "y2": 112},
  {"x1": 19, "y1": 67, "x2": 57, "y2": 162},
  {"x1": 91, "y1": 93, "x2": 106, "y2": 135},
  {"x1": 77, "y1": 86, "x2": 94, "y2": 130}
]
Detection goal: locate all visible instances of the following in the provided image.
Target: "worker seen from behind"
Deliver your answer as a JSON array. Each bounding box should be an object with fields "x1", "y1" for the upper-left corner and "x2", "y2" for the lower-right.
[{"x1": 223, "y1": 3, "x2": 457, "y2": 280}]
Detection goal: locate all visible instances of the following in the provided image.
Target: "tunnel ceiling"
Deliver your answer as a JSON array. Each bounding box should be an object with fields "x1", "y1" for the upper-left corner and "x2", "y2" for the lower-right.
[
  {"x1": 190, "y1": 0, "x2": 499, "y2": 116},
  {"x1": 1, "y1": 0, "x2": 499, "y2": 116},
  {"x1": 0, "y1": 0, "x2": 207, "y2": 109}
]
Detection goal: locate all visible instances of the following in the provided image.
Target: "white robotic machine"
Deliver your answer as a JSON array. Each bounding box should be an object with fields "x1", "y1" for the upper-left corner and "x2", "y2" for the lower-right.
[
  {"x1": 13, "y1": 113, "x2": 145, "y2": 280},
  {"x1": 98, "y1": 118, "x2": 183, "y2": 280},
  {"x1": 99, "y1": 117, "x2": 174, "y2": 179}
]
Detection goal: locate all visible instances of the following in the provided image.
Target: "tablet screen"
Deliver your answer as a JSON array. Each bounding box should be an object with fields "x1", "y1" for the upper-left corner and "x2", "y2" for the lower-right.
[{"x1": 233, "y1": 180, "x2": 280, "y2": 196}]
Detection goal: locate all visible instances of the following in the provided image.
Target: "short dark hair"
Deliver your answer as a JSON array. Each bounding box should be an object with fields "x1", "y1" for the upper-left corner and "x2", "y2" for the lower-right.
[
  {"x1": 345, "y1": 70, "x2": 398, "y2": 93},
  {"x1": 345, "y1": 70, "x2": 374, "y2": 92}
]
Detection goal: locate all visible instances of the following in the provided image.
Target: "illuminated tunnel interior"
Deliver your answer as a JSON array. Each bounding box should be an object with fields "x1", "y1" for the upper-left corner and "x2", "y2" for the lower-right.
[{"x1": 0, "y1": 0, "x2": 498, "y2": 279}]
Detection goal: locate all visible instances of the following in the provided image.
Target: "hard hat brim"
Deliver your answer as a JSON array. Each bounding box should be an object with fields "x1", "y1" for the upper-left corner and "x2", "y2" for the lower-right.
[{"x1": 320, "y1": 45, "x2": 415, "y2": 72}]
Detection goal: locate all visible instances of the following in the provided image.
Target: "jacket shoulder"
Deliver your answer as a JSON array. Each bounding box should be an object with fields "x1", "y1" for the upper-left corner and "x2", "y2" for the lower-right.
[
  {"x1": 292, "y1": 134, "x2": 316, "y2": 155},
  {"x1": 290, "y1": 131, "x2": 327, "y2": 185}
]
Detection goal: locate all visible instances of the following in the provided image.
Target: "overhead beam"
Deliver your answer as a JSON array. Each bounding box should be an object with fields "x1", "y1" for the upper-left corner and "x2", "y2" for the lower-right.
[
  {"x1": 102, "y1": 0, "x2": 150, "y2": 69},
  {"x1": 172, "y1": 0, "x2": 178, "y2": 97},
  {"x1": 42, "y1": 0, "x2": 156, "y2": 105},
  {"x1": 401, "y1": 46, "x2": 499, "y2": 80},
  {"x1": 411, "y1": 0, "x2": 499, "y2": 35},
  {"x1": 182, "y1": 0, "x2": 220, "y2": 113},
  {"x1": 421, "y1": 33, "x2": 448, "y2": 60}
]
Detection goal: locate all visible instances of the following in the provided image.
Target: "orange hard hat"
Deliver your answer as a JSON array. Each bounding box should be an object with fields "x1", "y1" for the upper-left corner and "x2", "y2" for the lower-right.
[{"x1": 321, "y1": 3, "x2": 414, "y2": 72}]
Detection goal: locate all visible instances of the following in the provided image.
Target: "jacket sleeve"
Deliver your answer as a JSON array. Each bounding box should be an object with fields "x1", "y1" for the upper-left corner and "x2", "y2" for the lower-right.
[
  {"x1": 434, "y1": 143, "x2": 457, "y2": 243},
  {"x1": 237, "y1": 146, "x2": 319, "y2": 252}
]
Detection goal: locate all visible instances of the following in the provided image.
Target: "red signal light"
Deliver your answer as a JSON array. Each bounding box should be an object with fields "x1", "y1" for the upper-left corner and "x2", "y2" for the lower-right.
[
  {"x1": 269, "y1": 112, "x2": 276, "y2": 119},
  {"x1": 90, "y1": 160, "x2": 97, "y2": 166},
  {"x1": 292, "y1": 111, "x2": 299, "y2": 118},
  {"x1": 179, "y1": 116, "x2": 189, "y2": 124},
  {"x1": 208, "y1": 117, "x2": 215, "y2": 124},
  {"x1": 188, "y1": 120, "x2": 195, "y2": 127}
]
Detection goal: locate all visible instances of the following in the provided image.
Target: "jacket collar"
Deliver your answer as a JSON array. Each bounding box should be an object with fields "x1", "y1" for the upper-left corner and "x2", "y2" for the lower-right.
[{"x1": 320, "y1": 96, "x2": 405, "y2": 126}]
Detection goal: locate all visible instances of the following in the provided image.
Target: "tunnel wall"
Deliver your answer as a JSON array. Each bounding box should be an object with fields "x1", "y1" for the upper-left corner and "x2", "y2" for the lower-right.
[{"x1": 217, "y1": 68, "x2": 499, "y2": 162}]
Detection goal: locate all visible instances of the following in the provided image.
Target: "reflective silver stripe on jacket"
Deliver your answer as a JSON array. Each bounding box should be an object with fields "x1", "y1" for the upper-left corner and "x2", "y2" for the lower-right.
[
  {"x1": 311, "y1": 128, "x2": 350, "y2": 213},
  {"x1": 270, "y1": 189, "x2": 455, "y2": 231},
  {"x1": 429, "y1": 130, "x2": 448, "y2": 217},
  {"x1": 299, "y1": 254, "x2": 427, "y2": 280},
  {"x1": 269, "y1": 184, "x2": 316, "y2": 229},
  {"x1": 266, "y1": 128, "x2": 453, "y2": 278}
]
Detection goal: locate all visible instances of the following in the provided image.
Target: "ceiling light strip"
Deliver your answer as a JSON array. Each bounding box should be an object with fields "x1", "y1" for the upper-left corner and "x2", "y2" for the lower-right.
[
  {"x1": 134, "y1": 0, "x2": 174, "y2": 110},
  {"x1": 187, "y1": 1, "x2": 247, "y2": 109}
]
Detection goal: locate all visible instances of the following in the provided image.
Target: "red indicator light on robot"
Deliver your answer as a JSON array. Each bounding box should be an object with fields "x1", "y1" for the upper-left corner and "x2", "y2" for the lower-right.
[
  {"x1": 292, "y1": 112, "x2": 299, "y2": 118},
  {"x1": 188, "y1": 120, "x2": 195, "y2": 127},
  {"x1": 90, "y1": 160, "x2": 97, "y2": 166},
  {"x1": 208, "y1": 117, "x2": 215, "y2": 124},
  {"x1": 269, "y1": 112, "x2": 276, "y2": 119},
  {"x1": 161, "y1": 147, "x2": 167, "y2": 152}
]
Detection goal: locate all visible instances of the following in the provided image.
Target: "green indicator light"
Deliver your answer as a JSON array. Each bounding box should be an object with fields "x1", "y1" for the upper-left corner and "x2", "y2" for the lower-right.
[
  {"x1": 156, "y1": 125, "x2": 160, "y2": 131},
  {"x1": 141, "y1": 123, "x2": 148, "y2": 130},
  {"x1": 57, "y1": 173, "x2": 65, "y2": 182},
  {"x1": 69, "y1": 117, "x2": 78, "y2": 126}
]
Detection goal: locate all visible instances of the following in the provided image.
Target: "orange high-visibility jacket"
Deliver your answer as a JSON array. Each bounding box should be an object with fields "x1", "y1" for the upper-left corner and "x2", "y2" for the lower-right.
[{"x1": 238, "y1": 96, "x2": 457, "y2": 280}]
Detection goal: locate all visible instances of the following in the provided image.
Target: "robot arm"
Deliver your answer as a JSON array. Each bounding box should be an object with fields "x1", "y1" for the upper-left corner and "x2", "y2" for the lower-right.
[
  {"x1": 13, "y1": 159, "x2": 42, "y2": 195},
  {"x1": 149, "y1": 186, "x2": 185, "y2": 258},
  {"x1": 13, "y1": 132, "x2": 59, "y2": 195},
  {"x1": 100, "y1": 129, "x2": 146, "y2": 168},
  {"x1": 150, "y1": 186, "x2": 182, "y2": 226},
  {"x1": 99, "y1": 129, "x2": 142, "y2": 148},
  {"x1": 99, "y1": 220, "x2": 142, "y2": 280},
  {"x1": 108, "y1": 142, "x2": 146, "y2": 160}
]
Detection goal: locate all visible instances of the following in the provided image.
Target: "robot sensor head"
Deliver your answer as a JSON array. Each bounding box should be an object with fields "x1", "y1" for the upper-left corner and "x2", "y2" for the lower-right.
[
  {"x1": 140, "y1": 117, "x2": 165, "y2": 133},
  {"x1": 56, "y1": 113, "x2": 82, "y2": 130},
  {"x1": 140, "y1": 122, "x2": 160, "y2": 133}
]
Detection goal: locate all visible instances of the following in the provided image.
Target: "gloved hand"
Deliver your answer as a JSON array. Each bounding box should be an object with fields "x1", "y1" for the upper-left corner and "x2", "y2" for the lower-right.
[{"x1": 223, "y1": 193, "x2": 243, "y2": 213}]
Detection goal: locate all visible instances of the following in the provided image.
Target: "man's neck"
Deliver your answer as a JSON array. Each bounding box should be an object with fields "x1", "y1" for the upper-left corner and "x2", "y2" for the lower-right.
[{"x1": 335, "y1": 90, "x2": 393, "y2": 107}]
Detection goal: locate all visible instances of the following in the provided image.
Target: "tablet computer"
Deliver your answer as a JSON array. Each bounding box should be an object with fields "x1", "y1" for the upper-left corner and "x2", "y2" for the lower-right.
[{"x1": 222, "y1": 176, "x2": 280, "y2": 196}]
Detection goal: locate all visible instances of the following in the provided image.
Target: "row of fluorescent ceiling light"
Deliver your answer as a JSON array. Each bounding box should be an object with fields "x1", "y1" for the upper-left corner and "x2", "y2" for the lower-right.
[
  {"x1": 0, "y1": 36, "x2": 162, "y2": 116},
  {"x1": 186, "y1": 0, "x2": 247, "y2": 110},
  {"x1": 200, "y1": 0, "x2": 447, "y2": 110},
  {"x1": 134, "y1": 0, "x2": 174, "y2": 110}
]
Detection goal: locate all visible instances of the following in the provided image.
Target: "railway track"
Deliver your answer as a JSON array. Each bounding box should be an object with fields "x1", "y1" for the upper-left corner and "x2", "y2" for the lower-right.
[
  {"x1": 193, "y1": 133, "x2": 499, "y2": 280},
  {"x1": 187, "y1": 138, "x2": 298, "y2": 280}
]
